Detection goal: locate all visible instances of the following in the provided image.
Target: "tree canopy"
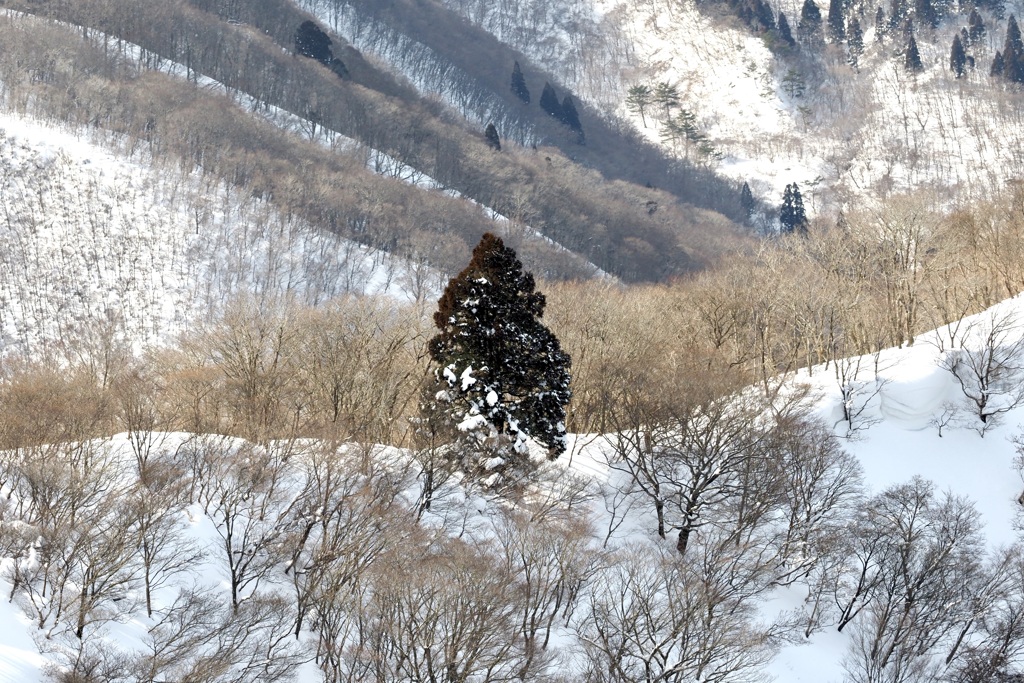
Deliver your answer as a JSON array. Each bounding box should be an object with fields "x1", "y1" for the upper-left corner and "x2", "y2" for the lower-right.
[{"x1": 426, "y1": 233, "x2": 571, "y2": 486}]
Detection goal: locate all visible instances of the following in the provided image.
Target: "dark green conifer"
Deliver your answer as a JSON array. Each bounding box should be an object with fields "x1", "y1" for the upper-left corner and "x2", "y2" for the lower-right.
[
  {"x1": 905, "y1": 34, "x2": 924, "y2": 71},
  {"x1": 780, "y1": 183, "x2": 808, "y2": 235},
  {"x1": 849, "y1": 17, "x2": 865, "y2": 65},
  {"x1": 485, "y1": 123, "x2": 501, "y2": 151},
  {"x1": 778, "y1": 11, "x2": 797, "y2": 45},
  {"x1": 991, "y1": 49, "x2": 1005, "y2": 76},
  {"x1": 969, "y1": 8, "x2": 985, "y2": 44},
  {"x1": 295, "y1": 21, "x2": 334, "y2": 65},
  {"x1": 426, "y1": 233, "x2": 571, "y2": 485},
  {"x1": 799, "y1": 0, "x2": 824, "y2": 43},
  {"x1": 1002, "y1": 15, "x2": 1024, "y2": 82},
  {"x1": 560, "y1": 95, "x2": 585, "y2": 144},
  {"x1": 511, "y1": 61, "x2": 530, "y2": 104},
  {"x1": 951, "y1": 33, "x2": 967, "y2": 77},
  {"x1": 539, "y1": 82, "x2": 563, "y2": 119},
  {"x1": 828, "y1": 0, "x2": 846, "y2": 41}
]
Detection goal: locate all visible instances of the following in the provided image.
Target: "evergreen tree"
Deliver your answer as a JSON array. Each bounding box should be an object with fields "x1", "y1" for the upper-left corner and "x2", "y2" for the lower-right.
[
  {"x1": 1002, "y1": 15, "x2": 1024, "y2": 82},
  {"x1": 828, "y1": 0, "x2": 847, "y2": 41},
  {"x1": 960, "y1": 26, "x2": 971, "y2": 49},
  {"x1": 780, "y1": 183, "x2": 809, "y2": 235},
  {"x1": 753, "y1": 0, "x2": 777, "y2": 30},
  {"x1": 510, "y1": 61, "x2": 530, "y2": 104},
  {"x1": 740, "y1": 182, "x2": 756, "y2": 218},
  {"x1": 426, "y1": 233, "x2": 571, "y2": 485},
  {"x1": 778, "y1": 11, "x2": 798, "y2": 45},
  {"x1": 484, "y1": 122, "x2": 501, "y2": 151},
  {"x1": 991, "y1": 49, "x2": 1005, "y2": 76},
  {"x1": 905, "y1": 33, "x2": 924, "y2": 70},
  {"x1": 653, "y1": 81, "x2": 681, "y2": 119},
  {"x1": 295, "y1": 20, "x2": 333, "y2": 65},
  {"x1": 969, "y1": 8, "x2": 985, "y2": 44},
  {"x1": 626, "y1": 84, "x2": 653, "y2": 126},
  {"x1": 876, "y1": 6, "x2": 888, "y2": 40},
  {"x1": 915, "y1": 0, "x2": 938, "y2": 28},
  {"x1": 539, "y1": 82, "x2": 563, "y2": 119},
  {"x1": 849, "y1": 18, "x2": 865, "y2": 65},
  {"x1": 799, "y1": 0, "x2": 824, "y2": 43},
  {"x1": 329, "y1": 58, "x2": 349, "y2": 79},
  {"x1": 889, "y1": 0, "x2": 907, "y2": 33},
  {"x1": 560, "y1": 95, "x2": 585, "y2": 143},
  {"x1": 951, "y1": 33, "x2": 967, "y2": 77}
]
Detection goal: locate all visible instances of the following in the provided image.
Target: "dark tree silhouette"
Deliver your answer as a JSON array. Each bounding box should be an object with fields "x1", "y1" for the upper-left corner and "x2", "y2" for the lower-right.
[
  {"x1": 780, "y1": 183, "x2": 809, "y2": 235},
  {"x1": 485, "y1": 122, "x2": 501, "y2": 151},
  {"x1": 951, "y1": 34, "x2": 967, "y2": 78},
  {"x1": 1002, "y1": 15, "x2": 1024, "y2": 82},
  {"x1": 426, "y1": 233, "x2": 571, "y2": 485},
  {"x1": 295, "y1": 21, "x2": 333, "y2": 65},
  {"x1": 828, "y1": 0, "x2": 846, "y2": 41},
  {"x1": 849, "y1": 18, "x2": 865, "y2": 66},
  {"x1": 740, "y1": 182, "x2": 756, "y2": 219},
  {"x1": 875, "y1": 6, "x2": 887, "y2": 41},
  {"x1": 778, "y1": 11, "x2": 797, "y2": 46},
  {"x1": 905, "y1": 34, "x2": 924, "y2": 71},
  {"x1": 992, "y1": 50, "x2": 1006, "y2": 76},
  {"x1": 753, "y1": 0, "x2": 776, "y2": 30},
  {"x1": 799, "y1": 0, "x2": 824, "y2": 44},
  {"x1": 510, "y1": 61, "x2": 530, "y2": 104},
  {"x1": 969, "y1": 8, "x2": 986, "y2": 44},
  {"x1": 560, "y1": 95, "x2": 585, "y2": 144},
  {"x1": 539, "y1": 82, "x2": 563, "y2": 119},
  {"x1": 914, "y1": 0, "x2": 938, "y2": 29}
]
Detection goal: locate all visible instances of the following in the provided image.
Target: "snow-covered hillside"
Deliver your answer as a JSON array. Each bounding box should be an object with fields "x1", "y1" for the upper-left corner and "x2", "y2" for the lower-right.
[
  {"x1": 417, "y1": 0, "x2": 1024, "y2": 219},
  {"x1": 2, "y1": 285, "x2": 1024, "y2": 679},
  {"x1": 0, "y1": 111, "x2": 445, "y2": 356}
]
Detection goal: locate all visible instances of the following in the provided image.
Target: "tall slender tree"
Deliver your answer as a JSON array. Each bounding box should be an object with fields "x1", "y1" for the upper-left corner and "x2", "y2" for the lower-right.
[
  {"x1": 778, "y1": 11, "x2": 797, "y2": 46},
  {"x1": 510, "y1": 61, "x2": 530, "y2": 104},
  {"x1": 969, "y1": 8, "x2": 986, "y2": 44},
  {"x1": 560, "y1": 95, "x2": 585, "y2": 144},
  {"x1": 1002, "y1": 15, "x2": 1024, "y2": 82},
  {"x1": 539, "y1": 82, "x2": 563, "y2": 119},
  {"x1": 828, "y1": 0, "x2": 846, "y2": 41},
  {"x1": 951, "y1": 34, "x2": 967, "y2": 77},
  {"x1": 991, "y1": 50, "x2": 1006, "y2": 76},
  {"x1": 849, "y1": 18, "x2": 865, "y2": 65},
  {"x1": 484, "y1": 123, "x2": 501, "y2": 151},
  {"x1": 905, "y1": 34, "x2": 924, "y2": 71},
  {"x1": 780, "y1": 183, "x2": 809, "y2": 235},
  {"x1": 626, "y1": 84, "x2": 653, "y2": 126},
  {"x1": 799, "y1": 0, "x2": 824, "y2": 43}
]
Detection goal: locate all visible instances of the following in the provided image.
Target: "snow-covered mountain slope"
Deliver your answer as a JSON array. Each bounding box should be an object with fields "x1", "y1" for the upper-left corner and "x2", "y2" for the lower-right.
[
  {"x1": 0, "y1": 110, "x2": 448, "y2": 356},
  {"x1": 3, "y1": 290, "x2": 1024, "y2": 680},
  {"x1": 431, "y1": 0, "x2": 1024, "y2": 219}
]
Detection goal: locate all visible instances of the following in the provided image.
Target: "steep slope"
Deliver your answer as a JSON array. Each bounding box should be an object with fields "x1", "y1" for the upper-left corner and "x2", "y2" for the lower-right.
[
  {"x1": 0, "y1": 0, "x2": 755, "y2": 282},
  {"x1": 436, "y1": 0, "x2": 1024, "y2": 221},
  {"x1": 0, "y1": 110, "x2": 426, "y2": 356}
]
